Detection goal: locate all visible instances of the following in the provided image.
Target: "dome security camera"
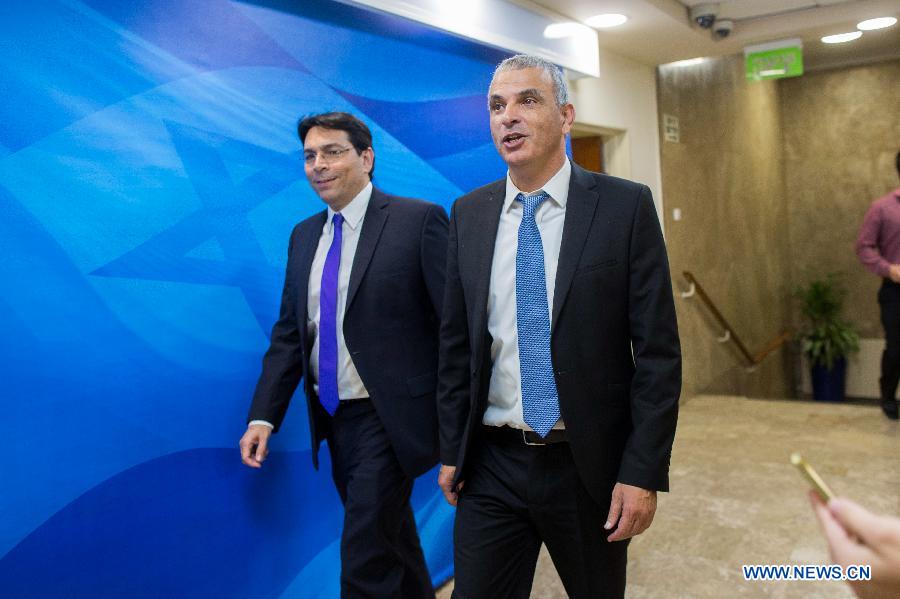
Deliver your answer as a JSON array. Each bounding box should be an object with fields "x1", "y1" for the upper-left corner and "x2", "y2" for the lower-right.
[
  {"x1": 713, "y1": 19, "x2": 733, "y2": 39},
  {"x1": 690, "y1": 3, "x2": 719, "y2": 29}
]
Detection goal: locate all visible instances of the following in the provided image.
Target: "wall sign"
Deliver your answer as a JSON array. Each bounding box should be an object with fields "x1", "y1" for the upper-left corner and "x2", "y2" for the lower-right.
[
  {"x1": 745, "y1": 38, "x2": 804, "y2": 81},
  {"x1": 663, "y1": 114, "x2": 680, "y2": 143}
]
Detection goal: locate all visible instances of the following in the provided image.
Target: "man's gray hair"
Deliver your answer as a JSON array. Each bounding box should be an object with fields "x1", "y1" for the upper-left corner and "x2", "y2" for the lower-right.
[{"x1": 492, "y1": 54, "x2": 570, "y2": 107}]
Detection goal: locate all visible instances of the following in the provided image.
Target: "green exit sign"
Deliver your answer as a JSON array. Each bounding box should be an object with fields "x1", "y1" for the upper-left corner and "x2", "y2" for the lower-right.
[{"x1": 745, "y1": 39, "x2": 803, "y2": 81}]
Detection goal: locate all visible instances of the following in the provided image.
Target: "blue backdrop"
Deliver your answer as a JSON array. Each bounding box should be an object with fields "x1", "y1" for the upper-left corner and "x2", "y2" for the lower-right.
[{"x1": 0, "y1": 1, "x2": 509, "y2": 596}]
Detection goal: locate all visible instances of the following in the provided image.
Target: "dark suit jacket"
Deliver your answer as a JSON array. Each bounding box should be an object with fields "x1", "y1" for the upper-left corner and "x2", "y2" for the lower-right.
[
  {"x1": 437, "y1": 164, "x2": 681, "y2": 505},
  {"x1": 248, "y1": 188, "x2": 449, "y2": 478}
]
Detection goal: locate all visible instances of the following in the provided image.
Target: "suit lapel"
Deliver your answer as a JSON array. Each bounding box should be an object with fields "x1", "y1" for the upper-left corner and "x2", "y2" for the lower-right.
[
  {"x1": 552, "y1": 164, "x2": 600, "y2": 329},
  {"x1": 346, "y1": 187, "x2": 389, "y2": 313},
  {"x1": 296, "y1": 211, "x2": 326, "y2": 347},
  {"x1": 469, "y1": 180, "x2": 505, "y2": 358}
]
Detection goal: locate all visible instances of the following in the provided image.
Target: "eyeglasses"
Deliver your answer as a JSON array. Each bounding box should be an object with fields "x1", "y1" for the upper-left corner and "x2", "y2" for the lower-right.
[{"x1": 303, "y1": 146, "x2": 353, "y2": 165}]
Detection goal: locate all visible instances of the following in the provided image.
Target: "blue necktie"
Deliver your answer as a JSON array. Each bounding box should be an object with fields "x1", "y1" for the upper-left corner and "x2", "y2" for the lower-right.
[
  {"x1": 515, "y1": 192, "x2": 560, "y2": 437},
  {"x1": 318, "y1": 212, "x2": 343, "y2": 416}
]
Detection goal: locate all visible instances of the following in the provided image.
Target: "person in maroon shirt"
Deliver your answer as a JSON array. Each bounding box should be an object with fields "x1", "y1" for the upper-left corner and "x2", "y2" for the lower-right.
[{"x1": 855, "y1": 151, "x2": 900, "y2": 420}]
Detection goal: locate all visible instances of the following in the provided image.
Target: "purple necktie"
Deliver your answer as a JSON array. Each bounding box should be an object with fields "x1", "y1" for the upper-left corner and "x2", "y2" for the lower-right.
[{"x1": 318, "y1": 212, "x2": 343, "y2": 416}]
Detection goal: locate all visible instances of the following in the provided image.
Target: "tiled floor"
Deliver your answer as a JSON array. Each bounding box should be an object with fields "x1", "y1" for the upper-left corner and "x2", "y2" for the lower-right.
[{"x1": 437, "y1": 395, "x2": 900, "y2": 598}]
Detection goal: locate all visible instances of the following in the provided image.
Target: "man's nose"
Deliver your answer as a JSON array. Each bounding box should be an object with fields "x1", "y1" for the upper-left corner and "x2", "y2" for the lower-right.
[{"x1": 500, "y1": 106, "x2": 520, "y2": 126}]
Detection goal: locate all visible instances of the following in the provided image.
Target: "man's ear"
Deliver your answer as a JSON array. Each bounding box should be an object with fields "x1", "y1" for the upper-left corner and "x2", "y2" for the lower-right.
[{"x1": 560, "y1": 103, "x2": 575, "y2": 136}]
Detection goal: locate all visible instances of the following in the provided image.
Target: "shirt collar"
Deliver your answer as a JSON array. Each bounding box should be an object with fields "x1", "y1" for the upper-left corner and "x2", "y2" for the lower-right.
[
  {"x1": 503, "y1": 159, "x2": 571, "y2": 212},
  {"x1": 328, "y1": 182, "x2": 372, "y2": 231}
]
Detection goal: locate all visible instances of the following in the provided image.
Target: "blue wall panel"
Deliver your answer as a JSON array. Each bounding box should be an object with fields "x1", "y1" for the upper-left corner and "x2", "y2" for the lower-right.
[{"x1": 0, "y1": 1, "x2": 508, "y2": 595}]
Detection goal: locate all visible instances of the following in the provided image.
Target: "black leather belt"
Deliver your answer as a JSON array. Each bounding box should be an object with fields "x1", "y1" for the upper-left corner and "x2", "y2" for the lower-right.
[{"x1": 483, "y1": 425, "x2": 568, "y2": 445}]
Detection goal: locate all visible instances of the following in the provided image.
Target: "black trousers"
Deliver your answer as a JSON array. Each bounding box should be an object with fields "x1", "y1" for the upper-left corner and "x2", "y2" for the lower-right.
[
  {"x1": 880, "y1": 280, "x2": 900, "y2": 402},
  {"x1": 452, "y1": 431, "x2": 628, "y2": 599},
  {"x1": 328, "y1": 400, "x2": 434, "y2": 599}
]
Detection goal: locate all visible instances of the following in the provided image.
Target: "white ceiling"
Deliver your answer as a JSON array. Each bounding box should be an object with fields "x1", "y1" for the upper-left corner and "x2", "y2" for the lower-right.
[
  {"x1": 679, "y1": 0, "x2": 856, "y2": 21},
  {"x1": 520, "y1": 0, "x2": 900, "y2": 69}
]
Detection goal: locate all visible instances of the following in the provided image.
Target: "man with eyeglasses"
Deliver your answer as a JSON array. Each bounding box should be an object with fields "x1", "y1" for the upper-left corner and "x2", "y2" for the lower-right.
[{"x1": 240, "y1": 112, "x2": 448, "y2": 597}]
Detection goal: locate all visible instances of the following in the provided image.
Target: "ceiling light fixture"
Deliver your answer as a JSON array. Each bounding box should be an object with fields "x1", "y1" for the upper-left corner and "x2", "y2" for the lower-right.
[
  {"x1": 669, "y1": 57, "x2": 705, "y2": 67},
  {"x1": 821, "y1": 31, "x2": 863, "y2": 44},
  {"x1": 857, "y1": 17, "x2": 897, "y2": 31},
  {"x1": 586, "y1": 13, "x2": 628, "y2": 28},
  {"x1": 543, "y1": 22, "x2": 583, "y2": 39}
]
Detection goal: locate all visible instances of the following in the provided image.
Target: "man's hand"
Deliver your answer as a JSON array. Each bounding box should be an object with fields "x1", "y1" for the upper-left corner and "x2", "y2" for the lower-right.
[
  {"x1": 240, "y1": 424, "x2": 272, "y2": 468},
  {"x1": 889, "y1": 264, "x2": 900, "y2": 284},
  {"x1": 438, "y1": 464, "x2": 463, "y2": 506},
  {"x1": 811, "y1": 492, "x2": 900, "y2": 599},
  {"x1": 605, "y1": 482, "x2": 657, "y2": 542}
]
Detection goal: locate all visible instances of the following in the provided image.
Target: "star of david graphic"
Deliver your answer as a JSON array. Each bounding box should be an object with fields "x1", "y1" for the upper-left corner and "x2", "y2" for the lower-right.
[{"x1": 90, "y1": 120, "x2": 302, "y2": 335}]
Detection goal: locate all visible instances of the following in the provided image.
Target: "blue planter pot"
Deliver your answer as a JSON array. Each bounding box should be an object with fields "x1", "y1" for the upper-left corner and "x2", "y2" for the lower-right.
[{"x1": 811, "y1": 358, "x2": 847, "y2": 401}]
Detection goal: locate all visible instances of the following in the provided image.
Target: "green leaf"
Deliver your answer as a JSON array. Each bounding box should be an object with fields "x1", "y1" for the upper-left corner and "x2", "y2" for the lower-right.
[{"x1": 797, "y1": 273, "x2": 860, "y2": 368}]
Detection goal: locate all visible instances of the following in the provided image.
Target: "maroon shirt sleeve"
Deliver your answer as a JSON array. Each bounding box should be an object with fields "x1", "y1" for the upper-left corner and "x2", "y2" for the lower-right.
[{"x1": 856, "y1": 201, "x2": 890, "y2": 277}]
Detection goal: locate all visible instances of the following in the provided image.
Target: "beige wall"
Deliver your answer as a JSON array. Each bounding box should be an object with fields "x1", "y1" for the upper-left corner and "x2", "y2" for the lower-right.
[
  {"x1": 570, "y1": 49, "x2": 664, "y2": 225},
  {"x1": 657, "y1": 56, "x2": 900, "y2": 400},
  {"x1": 657, "y1": 55, "x2": 794, "y2": 400},
  {"x1": 780, "y1": 60, "x2": 900, "y2": 338}
]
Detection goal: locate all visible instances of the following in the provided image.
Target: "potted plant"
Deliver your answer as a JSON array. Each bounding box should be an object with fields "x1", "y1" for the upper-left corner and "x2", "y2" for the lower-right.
[{"x1": 797, "y1": 274, "x2": 860, "y2": 401}]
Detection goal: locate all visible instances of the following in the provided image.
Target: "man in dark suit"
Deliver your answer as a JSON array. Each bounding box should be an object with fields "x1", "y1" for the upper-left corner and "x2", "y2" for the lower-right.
[
  {"x1": 240, "y1": 112, "x2": 448, "y2": 598},
  {"x1": 436, "y1": 55, "x2": 681, "y2": 598}
]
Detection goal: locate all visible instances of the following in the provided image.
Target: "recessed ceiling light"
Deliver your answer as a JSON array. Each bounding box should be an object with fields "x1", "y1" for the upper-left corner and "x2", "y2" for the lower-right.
[
  {"x1": 668, "y1": 57, "x2": 705, "y2": 67},
  {"x1": 543, "y1": 22, "x2": 584, "y2": 39},
  {"x1": 586, "y1": 13, "x2": 628, "y2": 28},
  {"x1": 857, "y1": 17, "x2": 897, "y2": 31},
  {"x1": 821, "y1": 31, "x2": 863, "y2": 44}
]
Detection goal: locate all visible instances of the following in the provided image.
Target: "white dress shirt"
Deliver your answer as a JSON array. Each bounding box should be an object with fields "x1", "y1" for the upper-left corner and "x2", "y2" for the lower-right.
[
  {"x1": 306, "y1": 182, "x2": 372, "y2": 400},
  {"x1": 250, "y1": 183, "x2": 372, "y2": 430},
  {"x1": 482, "y1": 159, "x2": 571, "y2": 431}
]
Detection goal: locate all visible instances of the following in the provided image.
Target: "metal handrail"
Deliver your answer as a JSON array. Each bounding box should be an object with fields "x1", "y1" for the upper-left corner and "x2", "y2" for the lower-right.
[{"x1": 680, "y1": 271, "x2": 790, "y2": 368}]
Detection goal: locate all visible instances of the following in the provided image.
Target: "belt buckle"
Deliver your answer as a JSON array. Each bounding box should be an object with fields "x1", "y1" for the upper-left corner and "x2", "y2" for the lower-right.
[{"x1": 522, "y1": 429, "x2": 544, "y2": 446}]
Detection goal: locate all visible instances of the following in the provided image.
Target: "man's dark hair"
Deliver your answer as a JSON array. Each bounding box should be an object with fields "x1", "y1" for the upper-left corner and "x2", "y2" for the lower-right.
[{"x1": 297, "y1": 112, "x2": 375, "y2": 180}]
